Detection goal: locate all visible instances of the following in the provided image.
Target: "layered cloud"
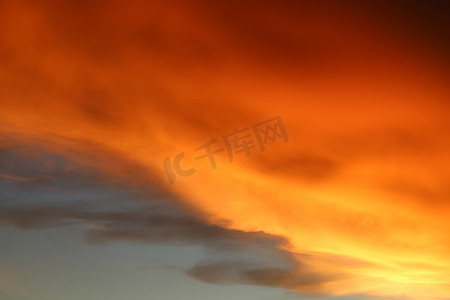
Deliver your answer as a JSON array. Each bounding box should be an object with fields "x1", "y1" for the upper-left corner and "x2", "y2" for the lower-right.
[
  {"x1": 0, "y1": 1, "x2": 449, "y2": 299},
  {"x1": 0, "y1": 140, "x2": 346, "y2": 296}
]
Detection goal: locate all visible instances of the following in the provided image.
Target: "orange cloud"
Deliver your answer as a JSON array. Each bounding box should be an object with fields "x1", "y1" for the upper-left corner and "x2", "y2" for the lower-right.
[{"x1": 1, "y1": 1, "x2": 449, "y2": 299}]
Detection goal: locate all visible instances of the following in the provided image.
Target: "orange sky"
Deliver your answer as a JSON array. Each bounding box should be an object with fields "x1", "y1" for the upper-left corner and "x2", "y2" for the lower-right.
[{"x1": 1, "y1": 1, "x2": 450, "y2": 299}]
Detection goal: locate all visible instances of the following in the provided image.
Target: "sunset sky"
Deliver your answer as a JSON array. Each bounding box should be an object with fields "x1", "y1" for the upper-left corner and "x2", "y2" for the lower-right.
[{"x1": 1, "y1": 1, "x2": 450, "y2": 299}]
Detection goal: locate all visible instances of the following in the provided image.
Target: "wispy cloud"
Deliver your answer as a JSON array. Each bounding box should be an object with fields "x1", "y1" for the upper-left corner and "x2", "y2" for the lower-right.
[{"x1": 0, "y1": 1, "x2": 449, "y2": 299}]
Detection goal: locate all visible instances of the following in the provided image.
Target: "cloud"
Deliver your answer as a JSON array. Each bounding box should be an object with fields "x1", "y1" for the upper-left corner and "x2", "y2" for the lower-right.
[
  {"x1": 0, "y1": 139, "x2": 344, "y2": 295},
  {"x1": 250, "y1": 151, "x2": 339, "y2": 182},
  {"x1": 0, "y1": 1, "x2": 449, "y2": 299},
  {"x1": 187, "y1": 261, "x2": 336, "y2": 292},
  {"x1": 0, "y1": 200, "x2": 342, "y2": 294}
]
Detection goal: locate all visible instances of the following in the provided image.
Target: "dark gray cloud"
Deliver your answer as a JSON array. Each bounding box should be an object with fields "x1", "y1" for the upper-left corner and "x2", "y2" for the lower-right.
[
  {"x1": 0, "y1": 138, "x2": 342, "y2": 294},
  {"x1": 187, "y1": 260, "x2": 336, "y2": 291},
  {"x1": 0, "y1": 200, "x2": 339, "y2": 293}
]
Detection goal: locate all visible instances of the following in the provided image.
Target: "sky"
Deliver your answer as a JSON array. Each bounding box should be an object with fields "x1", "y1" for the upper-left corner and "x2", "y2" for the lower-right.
[{"x1": 0, "y1": 0, "x2": 449, "y2": 299}]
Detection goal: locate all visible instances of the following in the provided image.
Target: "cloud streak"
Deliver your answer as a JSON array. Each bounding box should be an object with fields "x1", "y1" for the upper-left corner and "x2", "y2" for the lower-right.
[{"x1": 0, "y1": 1, "x2": 449, "y2": 299}]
